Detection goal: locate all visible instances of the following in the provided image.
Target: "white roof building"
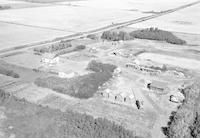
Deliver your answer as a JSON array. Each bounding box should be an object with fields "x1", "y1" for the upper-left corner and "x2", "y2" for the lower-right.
[
  {"x1": 58, "y1": 71, "x2": 77, "y2": 78},
  {"x1": 114, "y1": 67, "x2": 122, "y2": 74},
  {"x1": 133, "y1": 59, "x2": 140, "y2": 65},
  {"x1": 41, "y1": 53, "x2": 59, "y2": 64}
]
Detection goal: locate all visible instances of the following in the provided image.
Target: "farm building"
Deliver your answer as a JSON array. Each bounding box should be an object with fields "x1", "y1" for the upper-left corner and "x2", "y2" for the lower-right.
[
  {"x1": 165, "y1": 70, "x2": 185, "y2": 78},
  {"x1": 147, "y1": 81, "x2": 169, "y2": 94},
  {"x1": 126, "y1": 63, "x2": 161, "y2": 75},
  {"x1": 124, "y1": 94, "x2": 135, "y2": 103},
  {"x1": 41, "y1": 53, "x2": 59, "y2": 64},
  {"x1": 58, "y1": 72, "x2": 77, "y2": 78},
  {"x1": 101, "y1": 89, "x2": 110, "y2": 98},
  {"x1": 101, "y1": 89, "x2": 115, "y2": 99},
  {"x1": 114, "y1": 67, "x2": 122, "y2": 75},
  {"x1": 115, "y1": 93, "x2": 124, "y2": 102}
]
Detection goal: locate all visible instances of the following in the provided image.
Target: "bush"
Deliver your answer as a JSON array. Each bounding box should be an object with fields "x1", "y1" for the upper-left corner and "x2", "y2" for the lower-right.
[
  {"x1": 34, "y1": 41, "x2": 72, "y2": 53},
  {"x1": 35, "y1": 60, "x2": 117, "y2": 99},
  {"x1": 190, "y1": 113, "x2": 200, "y2": 138},
  {"x1": 130, "y1": 28, "x2": 186, "y2": 45},
  {"x1": 74, "y1": 45, "x2": 86, "y2": 50},
  {"x1": 55, "y1": 45, "x2": 86, "y2": 56},
  {"x1": 87, "y1": 34, "x2": 98, "y2": 40},
  {"x1": 87, "y1": 60, "x2": 116, "y2": 73},
  {"x1": 101, "y1": 31, "x2": 132, "y2": 41},
  {"x1": 0, "y1": 5, "x2": 10, "y2": 10},
  {"x1": 0, "y1": 89, "x2": 10, "y2": 102}
]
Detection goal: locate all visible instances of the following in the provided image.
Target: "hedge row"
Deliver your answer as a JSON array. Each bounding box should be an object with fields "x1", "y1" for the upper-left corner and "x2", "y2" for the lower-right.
[
  {"x1": 0, "y1": 89, "x2": 138, "y2": 138},
  {"x1": 34, "y1": 41, "x2": 72, "y2": 53},
  {"x1": 35, "y1": 60, "x2": 116, "y2": 99},
  {"x1": 164, "y1": 82, "x2": 200, "y2": 138},
  {"x1": 101, "y1": 28, "x2": 186, "y2": 45}
]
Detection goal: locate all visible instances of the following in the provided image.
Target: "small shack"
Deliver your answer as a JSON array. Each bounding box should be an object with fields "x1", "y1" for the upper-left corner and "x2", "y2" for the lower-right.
[
  {"x1": 89, "y1": 47, "x2": 98, "y2": 53},
  {"x1": 41, "y1": 53, "x2": 59, "y2": 64},
  {"x1": 147, "y1": 81, "x2": 169, "y2": 94},
  {"x1": 101, "y1": 89, "x2": 115, "y2": 99},
  {"x1": 114, "y1": 67, "x2": 122, "y2": 76}
]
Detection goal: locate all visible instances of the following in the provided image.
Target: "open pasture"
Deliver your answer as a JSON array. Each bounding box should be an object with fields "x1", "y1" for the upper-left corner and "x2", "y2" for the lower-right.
[
  {"x1": 130, "y1": 3, "x2": 200, "y2": 34},
  {"x1": 0, "y1": 22, "x2": 69, "y2": 50}
]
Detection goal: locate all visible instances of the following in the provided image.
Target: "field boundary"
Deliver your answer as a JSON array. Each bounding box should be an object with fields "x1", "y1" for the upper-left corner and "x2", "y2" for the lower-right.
[{"x1": 0, "y1": 0, "x2": 200, "y2": 55}]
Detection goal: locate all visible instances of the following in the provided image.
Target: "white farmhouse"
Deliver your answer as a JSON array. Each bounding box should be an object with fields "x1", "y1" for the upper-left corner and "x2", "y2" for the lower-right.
[
  {"x1": 114, "y1": 67, "x2": 122, "y2": 75},
  {"x1": 41, "y1": 53, "x2": 59, "y2": 64}
]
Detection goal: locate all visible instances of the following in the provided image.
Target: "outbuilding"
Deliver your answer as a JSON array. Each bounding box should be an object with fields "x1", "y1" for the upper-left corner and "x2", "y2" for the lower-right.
[
  {"x1": 115, "y1": 93, "x2": 124, "y2": 102},
  {"x1": 147, "y1": 81, "x2": 169, "y2": 94},
  {"x1": 124, "y1": 94, "x2": 135, "y2": 103},
  {"x1": 101, "y1": 89, "x2": 115, "y2": 100},
  {"x1": 169, "y1": 95, "x2": 182, "y2": 103},
  {"x1": 41, "y1": 53, "x2": 59, "y2": 64}
]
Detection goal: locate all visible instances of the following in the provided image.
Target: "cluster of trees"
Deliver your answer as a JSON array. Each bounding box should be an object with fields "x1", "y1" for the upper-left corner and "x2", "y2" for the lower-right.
[
  {"x1": 0, "y1": 65, "x2": 19, "y2": 78},
  {"x1": 87, "y1": 60, "x2": 116, "y2": 73},
  {"x1": 34, "y1": 41, "x2": 72, "y2": 53},
  {"x1": 55, "y1": 112, "x2": 135, "y2": 138},
  {"x1": 101, "y1": 31, "x2": 132, "y2": 41},
  {"x1": 35, "y1": 60, "x2": 116, "y2": 99},
  {"x1": 163, "y1": 82, "x2": 200, "y2": 138},
  {"x1": 101, "y1": 28, "x2": 186, "y2": 45},
  {"x1": 87, "y1": 34, "x2": 99, "y2": 40},
  {"x1": 55, "y1": 45, "x2": 86, "y2": 56},
  {"x1": 2, "y1": 89, "x2": 137, "y2": 138},
  {"x1": 0, "y1": 89, "x2": 10, "y2": 102},
  {"x1": 129, "y1": 28, "x2": 186, "y2": 45}
]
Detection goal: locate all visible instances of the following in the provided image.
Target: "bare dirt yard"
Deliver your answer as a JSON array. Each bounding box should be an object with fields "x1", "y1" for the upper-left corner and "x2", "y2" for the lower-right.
[
  {"x1": 0, "y1": 88, "x2": 144, "y2": 138},
  {"x1": 138, "y1": 52, "x2": 200, "y2": 71}
]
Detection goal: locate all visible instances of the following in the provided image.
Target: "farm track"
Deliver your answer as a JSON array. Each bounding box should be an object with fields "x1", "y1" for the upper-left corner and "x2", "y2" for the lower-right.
[
  {"x1": 0, "y1": 20, "x2": 73, "y2": 32},
  {"x1": 0, "y1": 0, "x2": 200, "y2": 55}
]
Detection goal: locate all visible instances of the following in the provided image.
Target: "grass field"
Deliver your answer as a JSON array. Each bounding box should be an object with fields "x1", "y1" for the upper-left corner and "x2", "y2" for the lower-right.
[
  {"x1": 15, "y1": 0, "x2": 81, "y2": 3},
  {"x1": 130, "y1": 4, "x2": 200, "y2": 34},
  {"x1": 0, "y1": 0, "x2": 198, "y2": 50},
  {"x1": 66, "y1": 0, "x2": 197, "y2": 11},
  {"x1": 0, "y1": 5, "x2": 146, "y2": 32},
  {"x1": 0, "y1": 90, "x2": 136, "y2": 138},
  {"x1": 0, "y1": 22, "x2": 68, "y2": 50}
]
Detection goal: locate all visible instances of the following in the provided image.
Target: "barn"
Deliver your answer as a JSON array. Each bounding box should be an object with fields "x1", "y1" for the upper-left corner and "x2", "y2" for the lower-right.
[{"x1": 147, "y1": 81, "x2": 169, "y2": 94}]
